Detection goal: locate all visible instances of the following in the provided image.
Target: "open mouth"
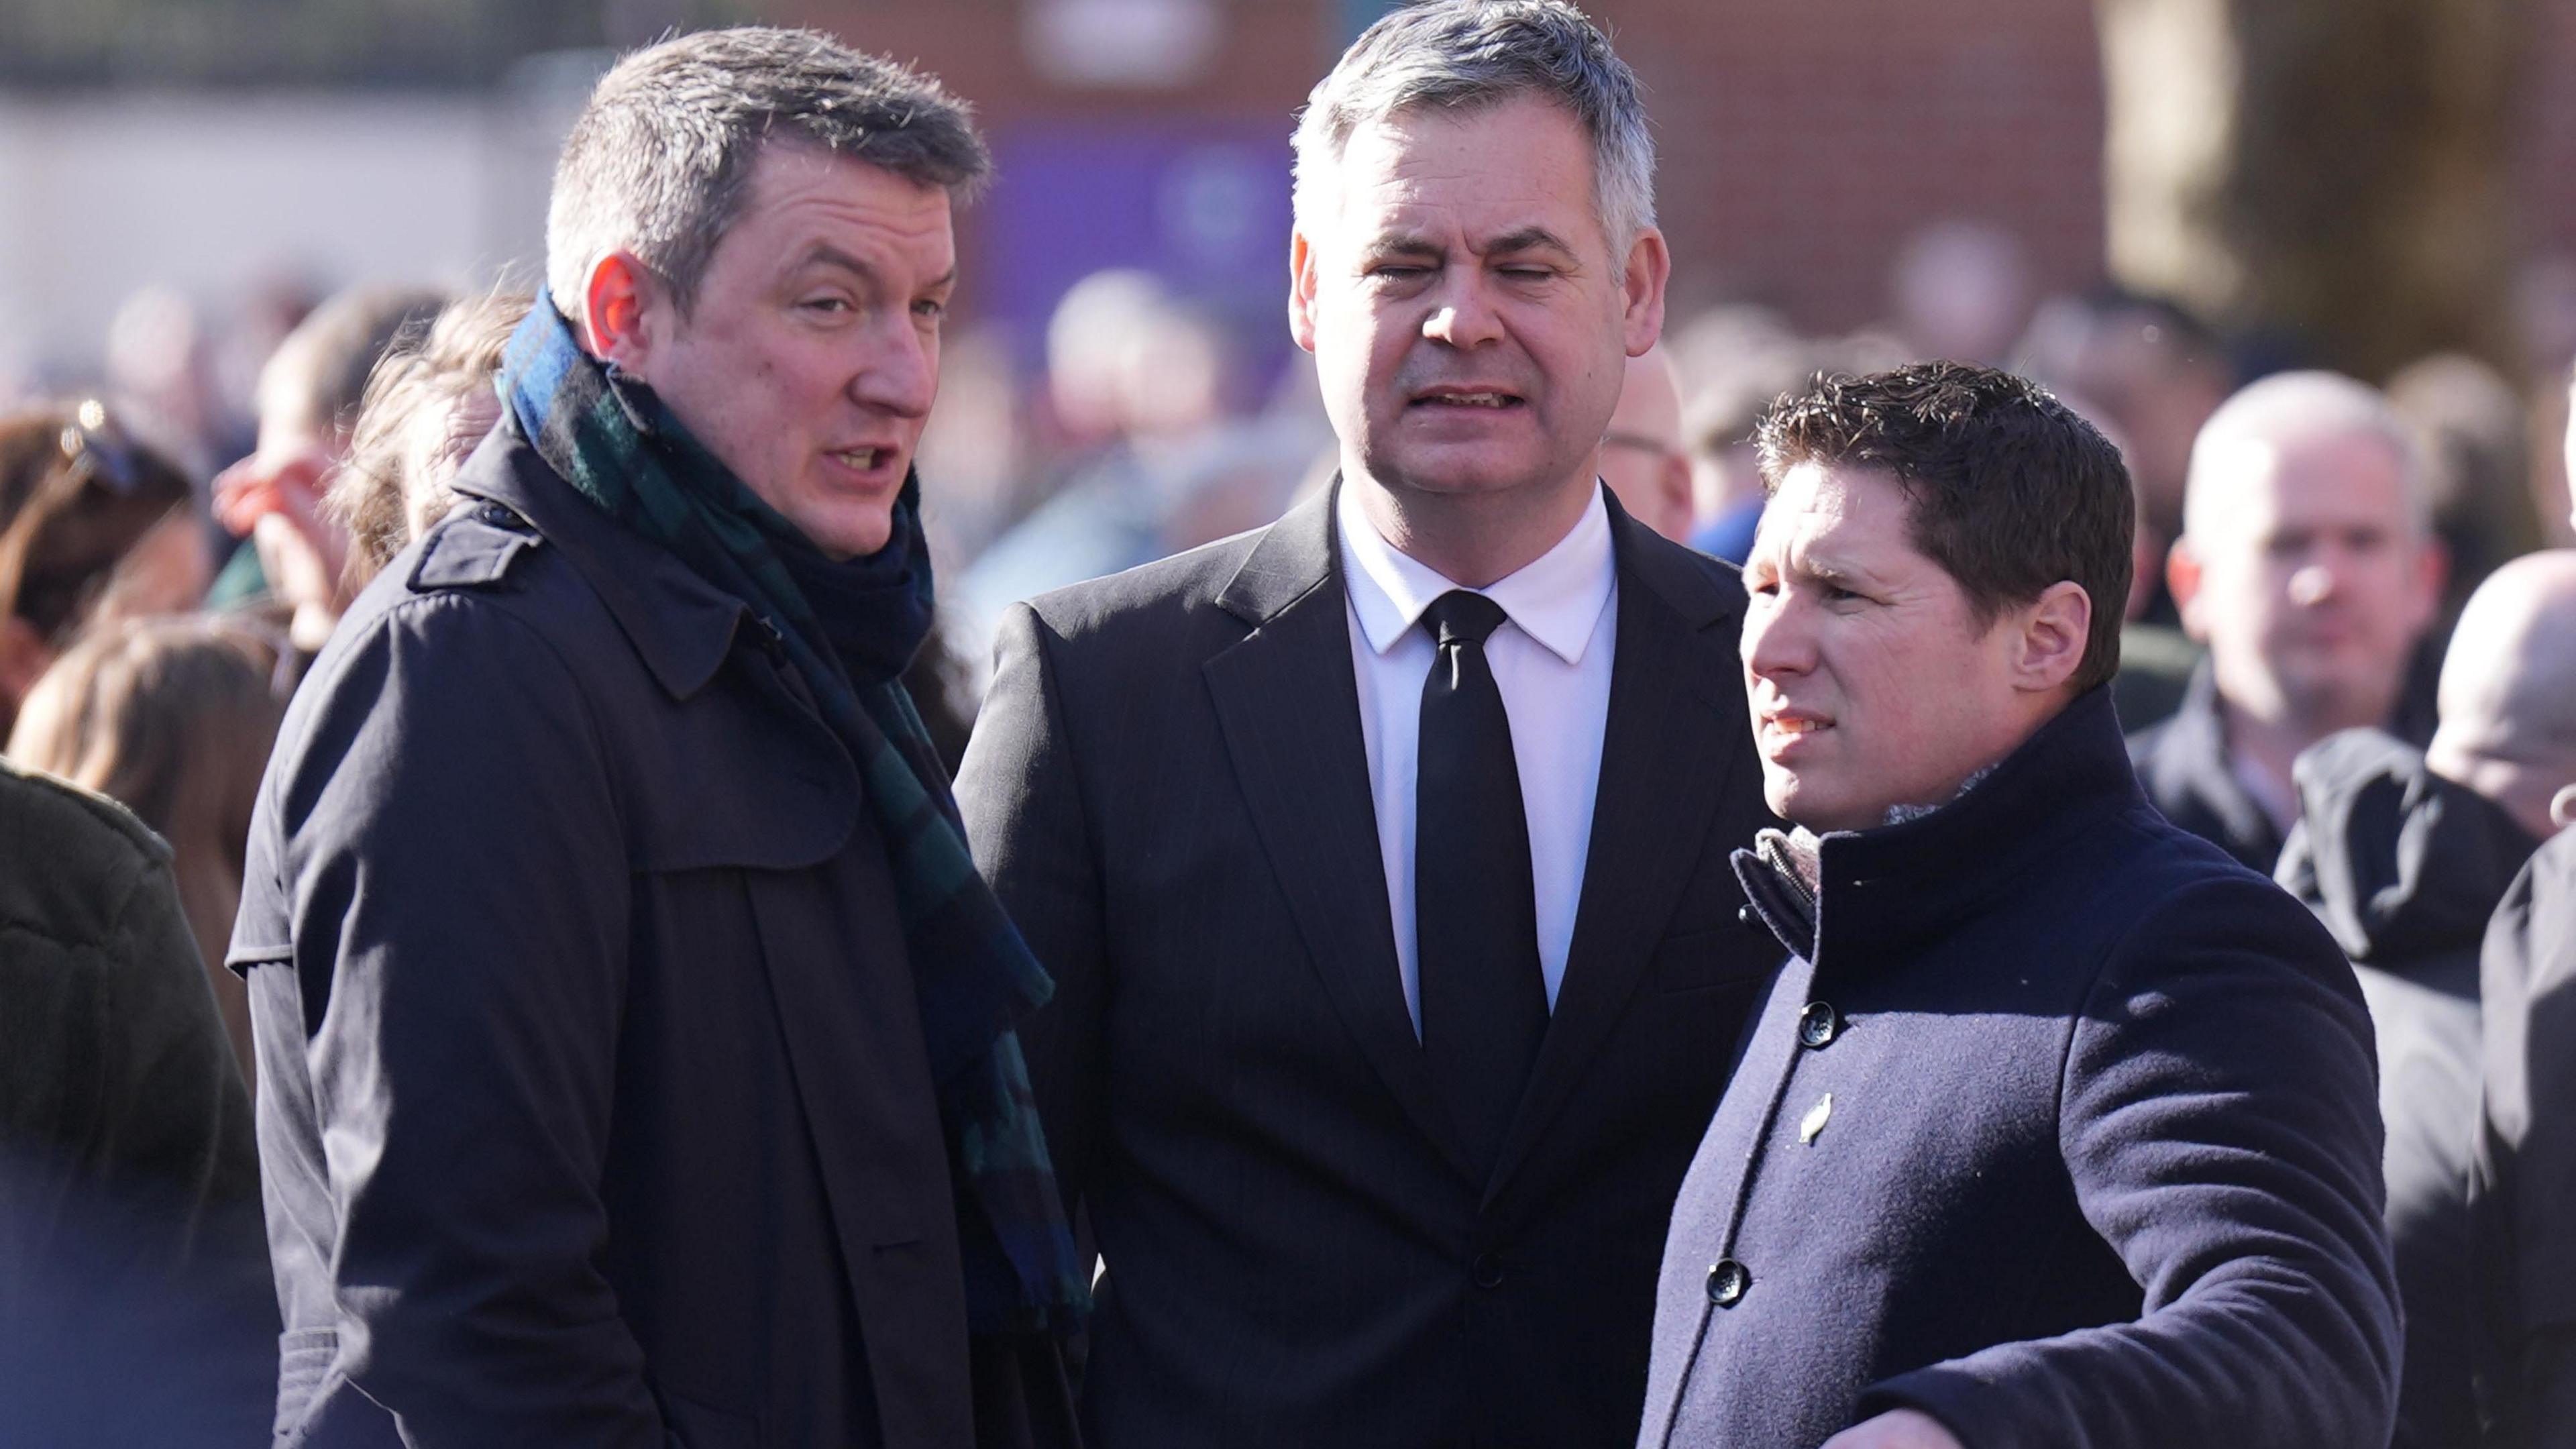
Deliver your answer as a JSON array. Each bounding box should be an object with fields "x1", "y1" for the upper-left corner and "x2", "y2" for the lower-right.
[
  {"x1": 1762, "y1": 715, "x2": 1833, "y2": 748},
  {"x1": 828, "y1": 447, "x2": 894, "y2": 473},
  {"x1": 1409, "y1": 389, "x2": 1525, "y2": 411}
]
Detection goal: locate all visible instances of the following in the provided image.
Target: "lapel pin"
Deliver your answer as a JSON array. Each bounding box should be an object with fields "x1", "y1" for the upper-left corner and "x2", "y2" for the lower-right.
[{"x1": 1799, "y1": 1092, "x2": 1833, "y2": 1146}]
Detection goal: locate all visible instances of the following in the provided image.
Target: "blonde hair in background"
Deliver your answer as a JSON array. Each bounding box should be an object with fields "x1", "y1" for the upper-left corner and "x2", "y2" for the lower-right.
[
  {"x1": 6, "y1": 614, "x2": 288, "y2": 1086},
  {"x1": 331, "y1": 287, "x2": 533, "y2": 586}
]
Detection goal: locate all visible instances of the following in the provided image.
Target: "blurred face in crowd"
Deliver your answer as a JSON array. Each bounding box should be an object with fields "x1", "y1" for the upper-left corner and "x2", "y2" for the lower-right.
[
  {"x1": 1599, "y1": 346, "x2": 1694, "y2": 541},
  {"x1": 1291, "y1": 93, "x2": 1666, "y2": 524},
  {"x1": 588, "y1": 140, "x2": 953, "y2": 560},
  {"x1": 1742, "y1": 462, "x2": 2090, "y2": 832},
  {"x1": 2170, "y1": 427, "x2": 2443, "y2": 733}
]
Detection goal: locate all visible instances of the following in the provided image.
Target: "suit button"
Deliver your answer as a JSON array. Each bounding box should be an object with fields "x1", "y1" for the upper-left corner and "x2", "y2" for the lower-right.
[
  {"x1": 1706, "y1": 1259, "x2": 1749, "y2": 1308},
  {"x1": 1737, "y1": 903, "x2": 1756, "y2": 927},
  {"x1": 1471, "y1": 1253, "x2": 1504, "y2": 1290},
  {"x1": 1799, "y1": 1001, "x2": 1841, "y2": 1049}
]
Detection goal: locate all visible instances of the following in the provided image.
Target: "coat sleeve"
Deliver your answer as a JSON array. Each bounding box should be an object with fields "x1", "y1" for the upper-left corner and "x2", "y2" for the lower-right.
[
  {"x1": 954, "y1": 602, "x2": 1110, "y2": 1234},
  {"x1": 263, "y1": 593, "x2": 667, "y2": 1448},
  {"x1": 1858, "y1": 873, "x2": 2400, "y2": 1449},
  {"x1": 2474, "y1": 837, "x2": 2576, "y2": 1448}
]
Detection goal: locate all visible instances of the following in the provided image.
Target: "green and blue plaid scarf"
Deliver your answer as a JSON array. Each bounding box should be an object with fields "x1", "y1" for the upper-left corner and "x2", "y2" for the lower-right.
[{"x1": 498, "y1": 292, "x2": 1086, "y2": 1336}]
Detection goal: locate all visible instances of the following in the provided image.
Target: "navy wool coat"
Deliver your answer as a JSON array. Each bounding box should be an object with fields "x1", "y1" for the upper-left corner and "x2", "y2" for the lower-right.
[
  {"x1": 231, "y1": 429, "x2": 991, "y2": 1449},
  {"x1": 1638, "y1": 686, "x2": 2400, "y2": 1449}
]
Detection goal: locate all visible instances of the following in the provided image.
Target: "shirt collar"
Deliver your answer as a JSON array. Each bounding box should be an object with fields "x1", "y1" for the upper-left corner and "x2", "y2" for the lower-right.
[{"x1": 1336, "y1": 478, "x2": 1616, "y2": 665}]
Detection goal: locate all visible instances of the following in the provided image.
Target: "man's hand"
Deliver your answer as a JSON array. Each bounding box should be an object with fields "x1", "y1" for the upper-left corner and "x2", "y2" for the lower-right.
[{"x1": 1819, "y1": 1409, "x2": 1965, "y2": 1449}]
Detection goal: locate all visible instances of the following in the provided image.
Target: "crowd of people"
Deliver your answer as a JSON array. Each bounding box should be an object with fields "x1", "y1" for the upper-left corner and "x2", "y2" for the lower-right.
[{"x1": 3, "y1": 2, "x2": 2575, "y2": 1446}]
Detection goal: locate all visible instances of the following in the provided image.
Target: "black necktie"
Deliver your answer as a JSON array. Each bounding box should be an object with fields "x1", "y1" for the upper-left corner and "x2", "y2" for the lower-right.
[{"x1": 1415, "y1": 589, "x2": 1549, "y2": 1175}]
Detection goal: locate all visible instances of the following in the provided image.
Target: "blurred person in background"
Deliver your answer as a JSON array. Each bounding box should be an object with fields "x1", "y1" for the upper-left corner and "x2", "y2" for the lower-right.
[
  {"x1": 1884, "y1": 218, "x2": 2034, "y2": 368},
  {"x1": 7, "y1": 614, "x2": 290, "y2": 1085},
  {"x1": 0, "y1": 749, "x2": 275, "y2": 1448},
  {"x1": 211, "y1": 282, "x2": 448, "y2": 655},
  {"x1": 2386, "y1": 352, "x2": 2547, "y2": 628},
  {"x1": 1668, "y1": 305, "x2": 1805, "y2": 566},
  {"x1": 2129, "y1": 372, "x2": 2445, "y2": 875},
  {"x1": 959, "y1": 4, "x2": 1785, "y2": 1443},
  {"x1": 2275, "y1": 551, "x2": 2576, "y2": 1449},
  {"x1": 103, "y1": 284, "x2": 244, "y2": 484},
  {"x1": 2471, "y1": 366, "x2": 2576, "y2": 1449},
  {"x1": 331, "y1": 288, "x2": 529, "y2": 587},
  {"x1": 2015, "y1": 286, "x2": 2234, "y2": 625},
  {"x1": 0, "y1": 401, "x2": 197, "y2": 738},
  {"x1": 953, "y1": 271, "x2": 1243, "y2": 630},
  {"x1": 1598, "y1": 343, "x2": 1692, "y2": 540},
  {"x1": 233, "y1": 30, "x2": 1082, "y2": 1447}
]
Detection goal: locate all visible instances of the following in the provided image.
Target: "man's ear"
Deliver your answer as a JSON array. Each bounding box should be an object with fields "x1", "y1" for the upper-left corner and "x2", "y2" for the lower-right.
[
  {"x1": 0, "y1": 615, "x2": 55, "y2": 717},
  {"x1": 1620, "y1": 227, "x2": 1672, "y2": 359},
  {"x1": 1288, "y1": 230, "x2": 1322, "y2": 355},
  {"x1": 2012, "y1": 580, "x2": 2093, "y2": 694},
  {"x1": 2165, "y1": 536, "x2": 2209, "y2": 643},
  {"x1": 579, "y1": 250, "x2": 661, "y2": 372}
]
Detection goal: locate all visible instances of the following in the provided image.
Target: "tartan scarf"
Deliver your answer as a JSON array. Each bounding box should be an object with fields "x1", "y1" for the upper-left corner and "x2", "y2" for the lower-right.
[{"x1": 497, "y1": 292, "x2": 1086, "y2": 1336}]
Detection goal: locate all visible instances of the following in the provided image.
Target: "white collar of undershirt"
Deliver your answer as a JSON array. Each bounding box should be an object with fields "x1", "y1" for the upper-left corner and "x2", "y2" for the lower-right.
[{"x1": 1335, "y1": 478, "x2": 1616, "y2": 666}]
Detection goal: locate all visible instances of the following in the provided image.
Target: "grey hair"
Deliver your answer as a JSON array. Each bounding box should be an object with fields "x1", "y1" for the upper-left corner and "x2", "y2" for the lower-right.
[
  {"x1": 1291, "y1": 0, "x2": 1656, "y2": 258},
  {"x1": 545, "y1": 27, "x2": 989, "y2": 319},
  {"x1": 2182, "y1": 370, "x2": 2434, "y2": 541}
]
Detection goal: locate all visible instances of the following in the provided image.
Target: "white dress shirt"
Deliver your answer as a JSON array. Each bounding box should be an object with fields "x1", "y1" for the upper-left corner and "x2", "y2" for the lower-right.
[{"x1": 1336, "y1": 481, "x2": 1619, "y2": 1030}]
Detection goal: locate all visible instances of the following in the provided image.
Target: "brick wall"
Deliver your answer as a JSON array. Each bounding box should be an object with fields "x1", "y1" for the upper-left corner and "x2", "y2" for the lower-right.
[{"x1": 797, "y1": 0, "x2": 2576, "y2": 347}]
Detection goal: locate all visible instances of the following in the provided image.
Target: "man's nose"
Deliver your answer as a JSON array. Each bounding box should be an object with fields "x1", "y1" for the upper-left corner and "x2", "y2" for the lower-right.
[
  {"x1": 2286, "y1": 561, "x2": 2337, "y2": 607},
  {"x1": 851, "y1": 317, "x2": 937, "y2": 419},
  {"x1": 1741, "y1": 595, "x2": 1815, "y2": 680},
  {"x1": 1420, "y1": 276, "x2": 1504, "y2": 350}
]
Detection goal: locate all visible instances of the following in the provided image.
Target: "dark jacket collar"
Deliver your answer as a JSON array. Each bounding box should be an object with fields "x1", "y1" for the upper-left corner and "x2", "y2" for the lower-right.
[
  {"x1": 1217, "y1": 477, "x2": 1739, "y2": 633},
  {"x1": 2276, "y1": 727, "x2": 2540, "y2": 971},
  {"x1": 449, "y1": 420, "x2": 749, "y2": 701},
  {"x1": 1733, "y1": 684, "x2": 2147, "y2": 970},
  {"x1": 2131, "y1": 660, "x2": 2284, "y2": 872}
]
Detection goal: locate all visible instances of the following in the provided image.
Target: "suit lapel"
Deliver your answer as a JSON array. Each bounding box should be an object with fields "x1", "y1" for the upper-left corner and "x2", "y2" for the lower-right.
[
  {"x1": 1202, "y1": 489, "x2": 1474, "y2": 1182},
  {"x1": 1485, "y1": 504, "x2": 1750, "y2": 1198}
]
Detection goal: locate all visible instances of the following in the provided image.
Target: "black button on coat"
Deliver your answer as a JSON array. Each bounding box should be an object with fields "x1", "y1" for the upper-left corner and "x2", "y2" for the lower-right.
[
  {"x1": 229, "y1": 428, "x2": 983, "y2": 1448},
  {"x1": 1640, "y1": 688, "x2": 2400, "y2": 1449}
]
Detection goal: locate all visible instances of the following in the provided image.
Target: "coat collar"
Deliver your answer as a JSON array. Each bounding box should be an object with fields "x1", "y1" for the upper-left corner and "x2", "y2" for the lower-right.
[
  {"x1": 1733, "y1": 685, "x2": 2148, "y2": 971},
  {"x1": 450, "y1": 420, "x2": 750, "y2": 702}
]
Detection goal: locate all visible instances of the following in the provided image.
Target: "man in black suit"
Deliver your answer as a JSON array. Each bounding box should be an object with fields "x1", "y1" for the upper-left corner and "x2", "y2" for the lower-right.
[{"x1": 955, "y1": 3, "x2": 1780, "y2": 1445}]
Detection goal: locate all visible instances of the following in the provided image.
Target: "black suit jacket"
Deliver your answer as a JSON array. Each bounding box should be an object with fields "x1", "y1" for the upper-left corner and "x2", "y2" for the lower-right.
[{"x1": 956, "y1": 486, "x2": 1782, "y2": 1448}]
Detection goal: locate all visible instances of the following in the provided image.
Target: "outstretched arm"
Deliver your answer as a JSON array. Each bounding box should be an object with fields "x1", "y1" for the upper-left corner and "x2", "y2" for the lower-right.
[{"x1": 1858, "y1": 875, "x2": 2399, "y2": 1449}]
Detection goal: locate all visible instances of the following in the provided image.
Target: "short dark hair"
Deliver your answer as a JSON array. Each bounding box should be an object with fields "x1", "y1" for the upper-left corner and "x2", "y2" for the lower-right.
[
  {"x1": 549, "y1": 27, "x2": 990, "y2": 318},
  {"x1": 1755, "y1": 362, "x2": 2134, "y2": 694}
]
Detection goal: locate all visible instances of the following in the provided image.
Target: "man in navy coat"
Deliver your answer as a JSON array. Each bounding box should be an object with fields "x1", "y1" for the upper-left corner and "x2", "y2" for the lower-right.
[{"x1": 1637, "y1": 362, "x2": 2399, "y2": 1449}]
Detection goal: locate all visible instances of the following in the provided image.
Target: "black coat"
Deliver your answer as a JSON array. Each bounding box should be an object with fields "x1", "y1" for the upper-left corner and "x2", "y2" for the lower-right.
[
  {"x1": 2129, "y1": 657, "x2": 2440, "y2": 878},
  {"x1": 2276, "y1": 729, "x2": 2540, "y2": 1449},
  {"x1": 1640, "y1": 687, "x2": 2400, "y2": 1449},
  {"x1": 231, "y1": 429, "x2": 986, "y2": 1448},
  {"x1": 0, "y1": 759, "x2": 276, "y2": 1448},
  {"x1": 2472, "y1": 826, "x2": 2576, "y2": 1447},
  {"x1": 955, "y1": 486, "x2": 1782, "y2": 1448}
]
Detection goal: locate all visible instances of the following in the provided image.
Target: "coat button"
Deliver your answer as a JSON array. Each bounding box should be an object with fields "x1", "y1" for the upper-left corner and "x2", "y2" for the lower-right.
[
  {"x1": 1470, "y1": 1252, "x2": 1504, "y2": 1290},
  {"x1": 1706, "y1": 1258, "x2": 1749, "y2": 1308},
  {"x1": 1737, "y1": 903, "x2": 1756, "y2": 927},
  {"x1": 1799, "y1": 1001, "x2": 1841, "y2": 1049}
]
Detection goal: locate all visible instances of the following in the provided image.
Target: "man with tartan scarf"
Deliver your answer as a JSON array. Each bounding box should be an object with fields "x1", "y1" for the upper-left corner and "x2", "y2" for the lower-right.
[{"x1": 229, "y1": 29, "x2": 1083, "y2": 1448}]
